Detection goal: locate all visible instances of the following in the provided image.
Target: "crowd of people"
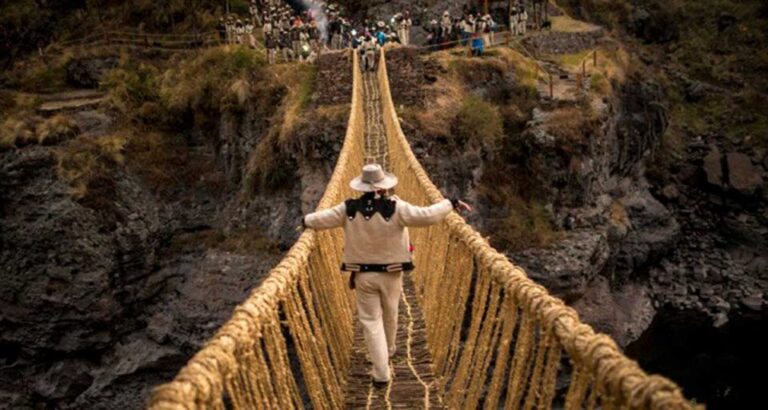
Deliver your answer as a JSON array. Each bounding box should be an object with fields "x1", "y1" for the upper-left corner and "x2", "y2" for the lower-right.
[
  {"x1": 216, "y1": 1, "x2": 540, "y2": 65},
  {"x1": 424, "y1": 9, "x2": 496, "y2": 54},
  {"x1": 510, "y1": 1, "x2": 529, "y2": 36}
]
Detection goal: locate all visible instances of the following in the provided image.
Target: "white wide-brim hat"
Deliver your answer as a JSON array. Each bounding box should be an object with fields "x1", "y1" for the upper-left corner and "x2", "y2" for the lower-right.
[{"x1": 350, "y1": 164, "x2": 398, "y2": 192}]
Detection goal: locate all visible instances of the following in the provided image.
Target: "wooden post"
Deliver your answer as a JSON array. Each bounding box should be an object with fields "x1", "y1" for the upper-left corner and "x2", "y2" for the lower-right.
[
  {"x1": 582, "y1": 59, "x2": 586, "y2": 77},
  {"x1": 549, "y1": 73, "x2": 553, "y2": 99},
  {"x1": 593, "y1": 50, "x2": 597, "y2": 66}
]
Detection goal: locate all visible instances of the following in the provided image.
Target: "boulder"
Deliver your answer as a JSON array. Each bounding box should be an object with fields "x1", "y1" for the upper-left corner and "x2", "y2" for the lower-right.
[
  {"x1": 512, "y1": 230, "x2": 610, "y2": 301},
  {"x1": 33, "y1": 360, "x2": 94, "y2": 400},
  {"x1": 740, "y1": 295, "x2": 764, "y2": 311},
  {"x1": 571, "y1": 276, "x2": 655, "y2": 347},
  {"x1": 726, "y1": 152, "x2": 763, "y2": 196},
  {"x1": 702, "y1": 146, "x2": 724, "y2": 188},
  {"x1": 614, "y1": 191, "x2": 680, "y2": 281}
]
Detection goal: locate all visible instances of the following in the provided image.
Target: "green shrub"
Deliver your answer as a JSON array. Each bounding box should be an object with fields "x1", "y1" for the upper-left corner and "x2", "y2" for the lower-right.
[{"x1": 455, "y1": 95, "x2": 504, "y2": 150}]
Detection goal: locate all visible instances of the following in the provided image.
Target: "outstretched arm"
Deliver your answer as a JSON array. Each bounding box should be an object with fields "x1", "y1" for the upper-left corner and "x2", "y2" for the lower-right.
[
  {"x1": 396, "y1": 198, "x2": 471, "y2": 227},
  {"x1": 303, "y1": 202, "x2": 347, "y2": 230}
]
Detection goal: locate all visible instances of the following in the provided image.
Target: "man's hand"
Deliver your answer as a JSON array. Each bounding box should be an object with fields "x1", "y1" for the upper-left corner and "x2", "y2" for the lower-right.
[{"x1": 457, "y1": 200, "x2": 473, "y2": 213}]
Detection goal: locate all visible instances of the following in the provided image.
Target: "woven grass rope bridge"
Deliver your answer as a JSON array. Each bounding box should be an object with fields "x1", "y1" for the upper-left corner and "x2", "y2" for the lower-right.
[{"x1": 148, "y1": 49, "x2": 700, "y2": 410}]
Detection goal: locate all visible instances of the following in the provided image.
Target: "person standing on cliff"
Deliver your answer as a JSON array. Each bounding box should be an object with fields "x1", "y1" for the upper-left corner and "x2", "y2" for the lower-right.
[{"x1": 301, "y1": 164, "x2": 472, "y2": 387}]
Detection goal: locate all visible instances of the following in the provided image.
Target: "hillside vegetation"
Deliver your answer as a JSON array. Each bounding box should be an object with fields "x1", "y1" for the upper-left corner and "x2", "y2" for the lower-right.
[{"x1": 561, "y1": 0, "x2": 768, "y2": 152}]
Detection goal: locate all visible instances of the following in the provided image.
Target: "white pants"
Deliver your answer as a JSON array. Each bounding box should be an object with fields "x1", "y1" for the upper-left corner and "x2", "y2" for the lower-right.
[
  {"x1": 398, "y1": 28, "x2": 409, "y2": 45},
  {"x1": 355, "y1": 271, "x2": 402, "y2": 382},
  {"x1": 363, "y1": 51, "x2": 376, "y2": 71}
]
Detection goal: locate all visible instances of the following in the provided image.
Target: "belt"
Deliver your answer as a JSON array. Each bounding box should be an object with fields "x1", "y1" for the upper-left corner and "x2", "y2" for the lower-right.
[{"x1": 341, "y1": 262, "x2": 415, "y2": 273}]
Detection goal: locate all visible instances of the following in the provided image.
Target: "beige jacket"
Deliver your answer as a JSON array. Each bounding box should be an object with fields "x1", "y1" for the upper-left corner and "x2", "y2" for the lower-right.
[{"x1": 304, "y1": 195, "x2": 455, "y2": 266}]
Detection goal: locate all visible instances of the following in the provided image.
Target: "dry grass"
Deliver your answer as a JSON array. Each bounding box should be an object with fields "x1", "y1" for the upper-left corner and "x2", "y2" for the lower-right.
[
  {"x1": 243, "y1": 63, "x2": 319, "y2": 193},
  {"x1": 541, "y1": 106, "x2": 598, "y2": 148},
  {"x1": 36, "y1": 114, "x2": 80, "y2": 145},
  {"x1": 160, "y1": 46, "x2": 265, "y2": 114},
  {"x1": 125, "y1": 130, "x2": 187, "y2": 191},
  {"x1": 0, "y1": 114, "x2": 39, "y2": 148},
  {"x1": 590, "y1": 72, "x2": 611, "y2": 96},
  {"x1": 6, "y1": 50, "x2": 73, "y2": 92},
  {"x1": 554, "y1": 43, "x2": 630, "y2": 96},
  {"x1": 102, "y1": 62, "x2": 161, "y2": 118},
  {"x1": 411, "y1": 52, "x2": 473, "y2": 138},
  {"x1": 556, "y1": 0, "x2": 633, "y2": 29},
  {"x1": 556, "y1": 49, "x2": 594, "y2": 68},
  {"x1": 610, "y1": 200, "x2": 631, "y2": 230},
  {"x1": 0, "y1": 90, "x2": 15, "y2": 116},
  {"x1": 56, "y1": 133, "x2": 128, "y2": 198},
  {"x1": 550, "y1": 15, "x2": 602, "y2": 33},
  {"x1": 0, "y1": 109, "x2": 79, "y2": 149},
  {"x1": 265, "y1": 63, "x2": 317, "y2": 144}
]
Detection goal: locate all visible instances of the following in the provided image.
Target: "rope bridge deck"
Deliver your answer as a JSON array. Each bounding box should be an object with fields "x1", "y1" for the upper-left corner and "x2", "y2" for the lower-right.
[
  {"x1": 342, "y1": 70, "x2": 443, "y2": 409},
  {"x1": 148, "y1": 49, "x2": 698, "y2": 410}
]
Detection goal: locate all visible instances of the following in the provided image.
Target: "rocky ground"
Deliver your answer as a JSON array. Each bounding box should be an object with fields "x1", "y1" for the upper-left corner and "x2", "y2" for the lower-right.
[{"x1": 0, "y1": 52, "x2": 350, "y2": 408}]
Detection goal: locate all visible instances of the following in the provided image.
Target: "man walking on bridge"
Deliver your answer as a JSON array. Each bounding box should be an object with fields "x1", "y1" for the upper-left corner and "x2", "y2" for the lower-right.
[{"x1": 302, "y1": 164, "x2": 471, "y2": 387}]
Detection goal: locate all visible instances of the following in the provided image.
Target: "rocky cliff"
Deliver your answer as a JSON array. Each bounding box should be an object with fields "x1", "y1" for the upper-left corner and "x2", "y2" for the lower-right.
[{"x1": 0, "y1": 51, "x2": 350, "y2": 408}]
